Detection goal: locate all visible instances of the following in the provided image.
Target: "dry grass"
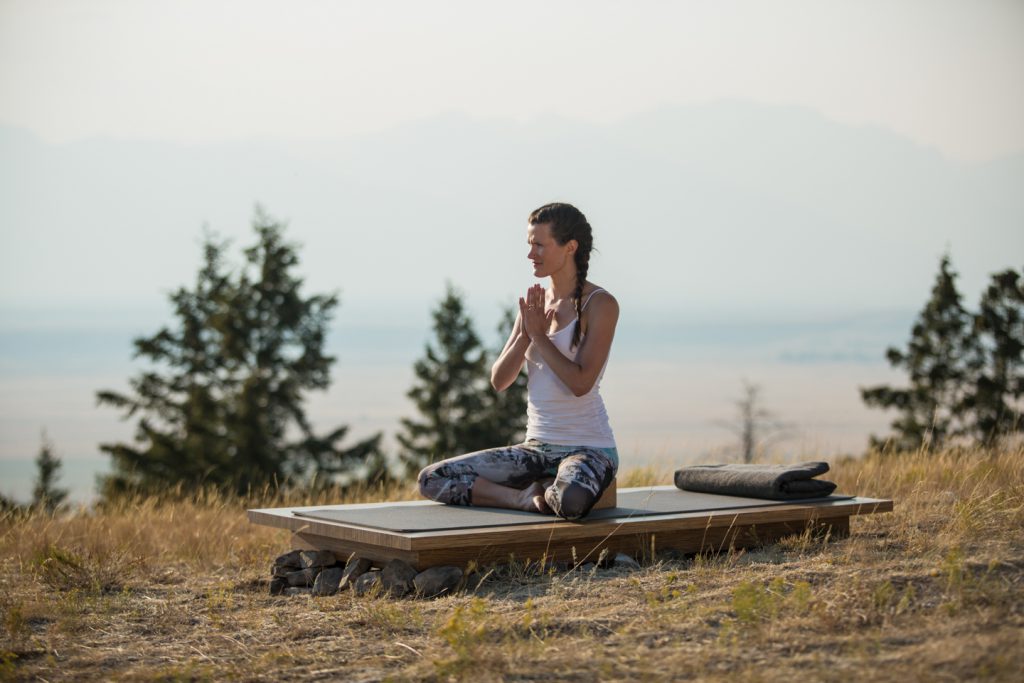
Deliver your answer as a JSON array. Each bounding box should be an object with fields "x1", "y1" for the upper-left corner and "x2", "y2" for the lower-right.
[{"x1": 2, "y1": 447, "x2": 1023, "y2": 682}]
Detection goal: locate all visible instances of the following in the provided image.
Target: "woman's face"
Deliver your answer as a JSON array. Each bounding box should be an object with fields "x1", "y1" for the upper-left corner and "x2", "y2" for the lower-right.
[{"x1": 527, "y1": 222, "x2": 576, "y2": 279}]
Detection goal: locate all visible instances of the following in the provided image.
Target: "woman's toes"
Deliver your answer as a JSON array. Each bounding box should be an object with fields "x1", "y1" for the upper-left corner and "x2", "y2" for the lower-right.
[{"x1": 521, "y1": 482, "x2": 551, "y2": 513}]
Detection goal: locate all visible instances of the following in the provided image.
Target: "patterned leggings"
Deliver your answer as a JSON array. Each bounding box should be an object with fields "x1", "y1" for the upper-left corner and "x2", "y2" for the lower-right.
[{"x1": 417, "y1": 440, "x2": 619, "y2": 520}]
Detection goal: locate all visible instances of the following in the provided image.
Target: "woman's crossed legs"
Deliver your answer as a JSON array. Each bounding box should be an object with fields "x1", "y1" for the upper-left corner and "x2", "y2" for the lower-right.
[{"x1": 417, "y1": 440, "x2": 617, "y2": 520}]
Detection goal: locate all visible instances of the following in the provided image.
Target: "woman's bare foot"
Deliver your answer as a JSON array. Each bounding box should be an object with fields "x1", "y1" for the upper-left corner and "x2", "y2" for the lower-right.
[
  {"x1": 520, "y1": 482, "x2": 552, "y2": 514},
  {"x1": 471, "y1": 476, "x2": 553, "y2": 512}
]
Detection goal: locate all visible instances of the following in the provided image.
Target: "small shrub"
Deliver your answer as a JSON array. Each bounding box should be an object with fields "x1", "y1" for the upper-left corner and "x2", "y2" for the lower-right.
[
  {"x1": 731, "y1": 577, "x2": 812, "y2": 625},
  {"x1": 872, "y1": 581, "x2": 896, "y2": 613},
  {"x1": 0, "y1": 651, "x2": 18, "y2": 683},
  {"x1": 435, "y1": 598, "x2": 501, "y2": 679},
  {"x1": 31, "y1": 544, "x2": 138, "y2": 594},
  {"x1": 2, "y1": 604, "x2": 29, "y2": 645},
  {"x1": 357, "y1": 600, "x2": 424, "y2": 634}
]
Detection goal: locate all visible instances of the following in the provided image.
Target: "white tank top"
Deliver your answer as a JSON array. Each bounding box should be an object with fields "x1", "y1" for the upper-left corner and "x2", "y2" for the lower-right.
[{"x1": 524, "y1": 288, "x2": 616, "y2": 448}]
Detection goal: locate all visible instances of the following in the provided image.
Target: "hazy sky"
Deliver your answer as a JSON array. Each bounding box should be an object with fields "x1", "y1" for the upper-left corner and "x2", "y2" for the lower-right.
[
  {"x1": 2, "y1": 0, "x2": 1022, "y2": 317},
  {"x1": 2, "y1": 0, "x2": 1023, "y2": 162}
]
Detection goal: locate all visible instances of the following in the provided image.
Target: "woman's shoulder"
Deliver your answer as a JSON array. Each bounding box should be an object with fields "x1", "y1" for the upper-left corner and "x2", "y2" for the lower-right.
[
  {"x1": 581, "y1": 283, "x2": 619, "y2": 313},
  {"x1": 582, "y1": 283, "x2": 616, "y2": 303},
  {"x1": 579, "y1": 284, "x2": 618, "y2": 338}
]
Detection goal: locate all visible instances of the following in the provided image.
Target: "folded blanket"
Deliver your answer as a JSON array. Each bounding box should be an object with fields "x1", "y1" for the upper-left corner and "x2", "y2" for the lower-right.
[{"x1": 673, "y1": 461, "x2": 837, "y2": 500}]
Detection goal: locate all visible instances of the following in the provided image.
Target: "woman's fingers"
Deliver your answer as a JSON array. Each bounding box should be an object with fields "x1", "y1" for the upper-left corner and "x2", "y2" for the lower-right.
[
  {"x1": 520, "y1": 296, "x2": 538, "y2": 338},
  {"x1": 524, "y1": 286, "x2": 545, "y2": 333}
]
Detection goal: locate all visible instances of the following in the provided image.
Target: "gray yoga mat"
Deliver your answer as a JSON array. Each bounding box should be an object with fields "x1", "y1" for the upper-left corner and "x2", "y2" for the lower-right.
[{"x1": 292, "y1": 488, "x2": 852, "y2": 532}]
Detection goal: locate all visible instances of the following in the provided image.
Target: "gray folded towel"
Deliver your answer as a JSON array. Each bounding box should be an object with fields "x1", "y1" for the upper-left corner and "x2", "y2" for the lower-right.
[{"x1": 673, "y1": 461, "x2": 837, "y2": 500}]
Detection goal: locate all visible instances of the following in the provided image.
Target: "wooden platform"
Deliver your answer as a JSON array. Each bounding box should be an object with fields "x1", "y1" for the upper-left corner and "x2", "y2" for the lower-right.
[
  {"x1": 248, "y1": 486, "x2": 893, "y2": 570},
  {"x1": 592, "y1": 478, "x2": 616, "y2": 510}
]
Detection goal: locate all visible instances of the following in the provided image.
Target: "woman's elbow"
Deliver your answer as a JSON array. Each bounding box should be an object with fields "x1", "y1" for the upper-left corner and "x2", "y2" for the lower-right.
[
  {"x1": 490, "y1": 372, "x2": 508, "y2": 393},
  {"x1": 570, "y1": 380, "x2": 596, "y2": 397},
  {"x1": 569, "y1": 364, "x2": 600, "y2": 396}
]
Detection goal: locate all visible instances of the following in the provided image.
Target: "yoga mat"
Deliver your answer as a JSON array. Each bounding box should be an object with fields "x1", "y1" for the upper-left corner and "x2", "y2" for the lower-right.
[{"x1": 292, "y1": 488, "x2": 852, "y2": 532}]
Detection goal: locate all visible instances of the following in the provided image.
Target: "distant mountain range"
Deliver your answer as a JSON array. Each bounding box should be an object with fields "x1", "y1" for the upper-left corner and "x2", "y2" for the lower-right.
[{"x1": 2, "y1": 100, "x2": 1021, "y2": 325}]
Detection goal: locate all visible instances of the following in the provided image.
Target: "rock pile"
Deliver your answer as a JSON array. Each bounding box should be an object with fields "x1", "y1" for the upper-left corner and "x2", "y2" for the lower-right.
[
  {"x1": 269, "y1": 550, "x2": 643, "y2": 599},
  {"x1": 269, "y1": 550, "x2": 463, "y2": 599}
]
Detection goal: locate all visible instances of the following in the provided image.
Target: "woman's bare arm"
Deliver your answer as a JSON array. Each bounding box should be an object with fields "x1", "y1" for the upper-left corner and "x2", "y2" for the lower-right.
[
  {"x1": 520, "y1": 286, "x2": 619, "y2": 397},
  {"x1": 490, "y1": 309, "x2": 530, "y2": 392}
]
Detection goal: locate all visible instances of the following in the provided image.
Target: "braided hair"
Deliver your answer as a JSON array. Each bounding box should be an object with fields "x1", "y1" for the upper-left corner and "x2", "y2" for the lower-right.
[{"x1": 527, "y1": 202, "x2": 594, "y2": 350}]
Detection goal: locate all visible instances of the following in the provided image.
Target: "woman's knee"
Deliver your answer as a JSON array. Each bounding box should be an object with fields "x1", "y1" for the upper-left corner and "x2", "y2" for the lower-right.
[
  {"x1": 545, "y1": 482, "x2": 597, "y2": 521},
  {"x1": 417, "y1": 463, "x2": 441, "y2": 500}
]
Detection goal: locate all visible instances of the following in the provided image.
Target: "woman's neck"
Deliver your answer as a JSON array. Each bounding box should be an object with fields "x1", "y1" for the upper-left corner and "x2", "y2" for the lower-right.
[{"x1": 548, "y1": 267, "x2": 580, "y2": 300}]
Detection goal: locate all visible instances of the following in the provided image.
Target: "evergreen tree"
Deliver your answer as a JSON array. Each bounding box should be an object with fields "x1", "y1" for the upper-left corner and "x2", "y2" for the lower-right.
[
  {"x1": 0, "y1": 493, "x2": 22, "y2": 515},
  {"x1": 861, "y1": 255, "x2": 981, "y2": 450},
  {"x1": 32, "y1": 430, "x2": 67, "y2": 512},
  {"x1": 969, "y1": 268, "x2": 1024, "y2": 444},
  {"x1": 397, "y1": 286, "x2": 530, "y2": 477},
  {"x1": 96, "y1": 207, "x2": 381, "y2": 497},
  {"x1": 397, "y1": 284, "x2": 490, "y2": 476}
]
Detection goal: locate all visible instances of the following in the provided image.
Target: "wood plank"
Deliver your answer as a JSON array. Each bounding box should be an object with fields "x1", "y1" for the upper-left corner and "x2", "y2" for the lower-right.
[
  {"x1": 413, "y1": 516, "x2": 852, "y2": 568},
  {"x1": 289, "y1": 516, "x2": 852, "y2": 570},
  {"x1": 402, "y1": 498, "x2": 889, "y2": 550},
  {"x1": 249, "y1": 486, "x2": 892, "y2": 570},
  {"x1": 248, "y1": 508, "x2": 415, "y2": 550},
  {"x1": 290, "y1": 532, "x2": 419, "y2": 567},
  {"x1": 249, "y1": 491, "x2": 890, "y2": 551},
  {"x1": 591, "y1": 479, "x2": 617, "y2": 510}
]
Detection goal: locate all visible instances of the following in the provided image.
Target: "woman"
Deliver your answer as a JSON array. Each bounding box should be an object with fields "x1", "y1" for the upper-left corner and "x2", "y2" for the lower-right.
[{"x1": 417, "y1": 202, "x2": 619, "y2": 520}]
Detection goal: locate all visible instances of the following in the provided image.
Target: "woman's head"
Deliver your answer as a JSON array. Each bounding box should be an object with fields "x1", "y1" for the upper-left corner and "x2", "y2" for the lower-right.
[
  {"x1": 528, "y1": 202, "x2": 593, "y2": 256},
  {"x1": 527, "y1": 203, "x2": 594, "y2": 279},
  {"x1": 527, "y1": 202, "x2": 594, "y2": 348}
]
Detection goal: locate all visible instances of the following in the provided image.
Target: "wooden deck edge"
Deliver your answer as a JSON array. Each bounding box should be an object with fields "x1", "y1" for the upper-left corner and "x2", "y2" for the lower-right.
[
  {"x1": 405, "y1": 501, "x2": 888, "y2": 551},
  {"x1": 249, "y1": 496, "x2": 892, "y2": 554},
  {"x1": 591, "y1": 479, "x2": 617, "y2": 510},
  {"x1": 248, "y1": 508, "x2": 416, "y2": 551},
  {"x1": 290, "y1": 515, "x2": 856, "y2": 571}
]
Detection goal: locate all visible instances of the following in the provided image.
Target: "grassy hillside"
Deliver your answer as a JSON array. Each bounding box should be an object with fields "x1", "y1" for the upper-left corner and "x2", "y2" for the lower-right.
[{"x1": 2, "y1": 447, "x2": 1022, "y2": 681}]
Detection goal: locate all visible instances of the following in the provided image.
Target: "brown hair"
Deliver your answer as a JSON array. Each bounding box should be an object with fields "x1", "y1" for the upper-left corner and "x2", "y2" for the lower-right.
[{"x1": 528, "y1": 202, "x2": 594, "y2": 349}]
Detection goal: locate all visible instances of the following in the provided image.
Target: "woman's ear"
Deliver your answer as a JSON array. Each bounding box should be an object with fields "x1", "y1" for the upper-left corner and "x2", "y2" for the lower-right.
[{"x1": 566, "y1": 239, "x2": 578, "y2": 255}]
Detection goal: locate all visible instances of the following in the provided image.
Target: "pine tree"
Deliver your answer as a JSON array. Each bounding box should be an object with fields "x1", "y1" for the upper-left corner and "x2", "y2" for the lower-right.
[
  {"x1": 396, "y1": 284, "x2": 491, "y2": 476},
  {"x1": 0, "y1": 493, "x2": 22, "y2": 515},
  {"x1": 96, "y1": 207, "x2": 381, "y2": 497},
  {"x1": 396, "y1": 286, "x2": 533, "y2": 477},
  {"x1": 32, "y1": 430, "x2": 68, "y2": 512},
  {"x1": 861, "y1": 255, "x2": 981, "y2": 450},
  {"x1": 969, "y1": 268, "x2": 1024, "y2": 444}
]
